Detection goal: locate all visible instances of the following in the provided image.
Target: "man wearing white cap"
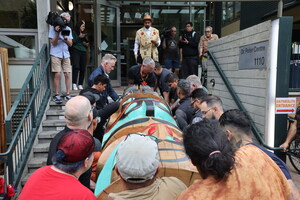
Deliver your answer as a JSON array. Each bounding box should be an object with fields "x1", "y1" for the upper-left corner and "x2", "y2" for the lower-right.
[{"x1": 109, "y1": 133, "x2": 187, "y2": 199}]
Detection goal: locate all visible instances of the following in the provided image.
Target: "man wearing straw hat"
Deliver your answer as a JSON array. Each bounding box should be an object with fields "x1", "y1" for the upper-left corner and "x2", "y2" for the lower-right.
[{"x1": 134, "y1": 14, "x2": 160, "y2": 64}]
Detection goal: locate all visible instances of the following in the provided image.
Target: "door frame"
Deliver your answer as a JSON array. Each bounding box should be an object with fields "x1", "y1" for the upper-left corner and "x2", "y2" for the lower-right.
[{"x1": 96, "y1": 0, "x2": 121, "y2": 86}]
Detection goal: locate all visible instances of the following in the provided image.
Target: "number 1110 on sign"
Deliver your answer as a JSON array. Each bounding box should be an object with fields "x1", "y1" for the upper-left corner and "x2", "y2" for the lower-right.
[{"x1": 254, "y1": 57, "x2": 265, "y2": 66}]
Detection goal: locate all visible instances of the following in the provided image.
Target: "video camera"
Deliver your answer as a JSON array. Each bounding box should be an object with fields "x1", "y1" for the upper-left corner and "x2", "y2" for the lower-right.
[
  {"x1": 81, "y1": 31, "x2": 89, "y2": 43},
  {"x1": 179, "y1": 29, "x2": 187, "y2": 40},
  {"x1": 161, "y1": 28, "x2": 172, "y2": 38},
  {"x1": 46, "y1": 11, "x2": 69, "y2": 32}
]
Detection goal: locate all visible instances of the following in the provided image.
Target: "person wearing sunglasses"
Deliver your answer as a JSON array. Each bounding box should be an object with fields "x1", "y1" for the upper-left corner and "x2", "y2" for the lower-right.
[{"x1": 109, "y1": 133, "x2": 187, "y2": 200}]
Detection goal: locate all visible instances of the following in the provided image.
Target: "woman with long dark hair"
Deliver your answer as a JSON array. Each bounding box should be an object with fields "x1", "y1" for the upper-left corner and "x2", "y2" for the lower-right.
[
  {"x1": 177, "y1": 120, "x2": 292, "y2": 200},
  {"x1": 71, "y1": 21, "x2": 89, "y2": 90}
]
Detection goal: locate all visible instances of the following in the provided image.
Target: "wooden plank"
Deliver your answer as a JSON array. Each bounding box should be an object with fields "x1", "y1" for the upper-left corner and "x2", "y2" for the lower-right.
[{"x1": 0, "y1": 48, "x2": 10, "y2": 153}]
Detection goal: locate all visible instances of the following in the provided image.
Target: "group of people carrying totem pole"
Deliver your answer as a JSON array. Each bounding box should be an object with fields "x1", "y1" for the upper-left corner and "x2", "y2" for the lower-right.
[{"x1": 19, "y1": 13, "x2": 300, "y2": 200}]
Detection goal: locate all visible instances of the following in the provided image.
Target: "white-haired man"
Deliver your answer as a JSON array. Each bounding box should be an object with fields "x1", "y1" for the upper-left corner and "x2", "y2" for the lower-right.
[
  {"x1": 88, "y1": 54, "x2": 119, "y2": 103},
  {"x1": 127, "y1": 57, "x2": 157, "y2": 88}
]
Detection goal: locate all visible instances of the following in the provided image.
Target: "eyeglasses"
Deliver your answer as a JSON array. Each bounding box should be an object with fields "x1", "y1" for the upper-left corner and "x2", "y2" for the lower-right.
[
  {"x1": 96, "y1": 116, "x2": 101, "y2": 124},
  {"x1": 90, "y1": 106, "x2": 95, "y2": 113},
  {"x1": 202, "y1": 108, "x2": 212, "y2": 115},
  {"x1": 205, "y1": 31, "x2": 211, "y2": 33},
  {"x1": 191, "y1": 100, "x2": 196, "y2": 106}
]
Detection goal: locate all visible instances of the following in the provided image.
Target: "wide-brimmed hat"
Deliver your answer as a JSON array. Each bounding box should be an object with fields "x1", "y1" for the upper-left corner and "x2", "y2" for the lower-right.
[{"x1": 143, "y1": 14, "x2": 153, "y2": 22}]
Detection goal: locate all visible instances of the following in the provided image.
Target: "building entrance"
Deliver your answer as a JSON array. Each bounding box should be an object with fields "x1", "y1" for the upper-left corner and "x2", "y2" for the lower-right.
[{"x1": 77, "y1": 1, "x2": 213, "y2": 86}]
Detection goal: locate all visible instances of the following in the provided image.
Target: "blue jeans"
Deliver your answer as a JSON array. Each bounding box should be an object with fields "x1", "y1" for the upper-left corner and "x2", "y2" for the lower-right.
[{"x1": 164, "y1": 58, "x2": 179, "y2": 69}]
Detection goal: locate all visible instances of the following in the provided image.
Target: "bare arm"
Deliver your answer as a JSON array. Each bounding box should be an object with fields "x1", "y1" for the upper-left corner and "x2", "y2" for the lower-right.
[
  {"x1": 65, "y1": 38, "x2": 73, "y2": 47},
  {"x1": 163, "y1": 91, "x2": 170, "y2": 104},
  {"x1": 51, "y1": 26, "x2": 60, "y2": 46},
  {"x1": 280, "y1": 120, "x2": 297, "y2": 152},
  {"x1": 162, "y1": 38, "x2": 166, "y2": 49}
]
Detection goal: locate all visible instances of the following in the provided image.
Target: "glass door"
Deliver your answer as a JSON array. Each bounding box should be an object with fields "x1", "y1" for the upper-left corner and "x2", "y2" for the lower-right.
[{"x1": 96, "y1": 0, "x2": 121, "y2": 86}]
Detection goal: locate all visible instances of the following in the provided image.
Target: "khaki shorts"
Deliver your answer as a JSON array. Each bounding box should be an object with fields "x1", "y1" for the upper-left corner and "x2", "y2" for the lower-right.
[{"x1": 51, "y1": 56, "x2": 72, "y2": 72}]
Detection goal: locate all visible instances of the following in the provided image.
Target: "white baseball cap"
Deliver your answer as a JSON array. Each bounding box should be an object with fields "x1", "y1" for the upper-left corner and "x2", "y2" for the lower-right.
[{"x1": 116, "y1": 133, "x2": 159, "y2": 183}]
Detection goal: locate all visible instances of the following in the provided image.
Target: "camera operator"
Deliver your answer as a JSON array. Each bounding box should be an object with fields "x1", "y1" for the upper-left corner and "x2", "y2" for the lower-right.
[
  {"x1": 179, "y1": 22, "x2": 200, "y2": 79},
  {"x1": 70, "y1": 21, "x2": 89, "y2": 91},
  {"x1": 48, "y1": 12, "x2": 73, "y2": 104},
  {"x1": 161, "y1": 26, "x2": 180, "y2": 76}
]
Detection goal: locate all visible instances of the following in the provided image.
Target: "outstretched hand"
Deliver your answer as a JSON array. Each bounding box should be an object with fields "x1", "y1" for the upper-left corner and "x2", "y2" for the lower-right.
[{"x1": 279, "y1": 142, "x2": 289, "y2": 152}]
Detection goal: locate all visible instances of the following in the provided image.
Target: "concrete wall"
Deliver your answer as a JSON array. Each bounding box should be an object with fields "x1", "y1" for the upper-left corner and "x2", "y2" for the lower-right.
[{"x1": 206, "y1": 20, "x2": 272, "y2": 137}]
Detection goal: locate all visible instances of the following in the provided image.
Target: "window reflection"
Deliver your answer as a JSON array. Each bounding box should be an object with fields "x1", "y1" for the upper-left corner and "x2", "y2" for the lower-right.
[
  {"x1": 222, "y1": 2, "x2": 241, "y2": 25},
  {"x1": 0, "y1": 0, "x2": 37, "y2": 29},
  {"x1": 0, "y1": 35, "x2": 36, "y2": 59}
]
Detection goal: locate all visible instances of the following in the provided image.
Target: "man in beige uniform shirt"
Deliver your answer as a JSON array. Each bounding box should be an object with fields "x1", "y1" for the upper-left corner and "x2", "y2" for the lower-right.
[{"x1": 134, "y1": 15, "x2": 160, "y2": 63}]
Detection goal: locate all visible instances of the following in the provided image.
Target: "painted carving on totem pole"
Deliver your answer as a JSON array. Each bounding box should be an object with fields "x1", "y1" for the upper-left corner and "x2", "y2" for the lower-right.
[{"x1": 95, "y1": 85, "x2": 200, "y2": 199}]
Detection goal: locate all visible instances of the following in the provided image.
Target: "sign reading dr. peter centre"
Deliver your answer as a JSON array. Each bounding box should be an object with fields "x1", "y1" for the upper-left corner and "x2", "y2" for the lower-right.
[{"x1": 239, "y1": 41, "x2": 268, "y2": 69}]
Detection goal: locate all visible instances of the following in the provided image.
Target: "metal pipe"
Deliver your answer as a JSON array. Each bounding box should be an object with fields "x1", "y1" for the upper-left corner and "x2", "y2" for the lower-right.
[{"x1": 278, "y1": 0, "x2": 283, "y2": 17}]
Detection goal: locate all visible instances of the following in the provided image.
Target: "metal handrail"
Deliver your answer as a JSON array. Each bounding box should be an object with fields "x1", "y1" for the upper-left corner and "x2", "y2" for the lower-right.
[
  {"x1": 0, "y1": 44, "x2": 51, "y2": 191},
  {"x1": 207, "y1": 50, "x2": 282, "y2": 151}
]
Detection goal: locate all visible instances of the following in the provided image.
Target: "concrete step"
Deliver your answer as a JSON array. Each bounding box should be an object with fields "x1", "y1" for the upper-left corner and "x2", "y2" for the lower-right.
[
  {"x1": 42, "y1": 119, "x2": 66, "y2": 131},
  {"x1": 43, "y1": 119, "x2": 66, "y2": 127},
  {"x1": 33, "y1": 143, "x2": 50, "y2": 157},
  {"x1": 38, "y1": 130, "x2": 58, "y2": 143},
  {"x1": 21, "y1": 173, "x2": 33, "y2": 187},
  {"x1": 49, "y1": 101, "x2": 66, "y2": 110},
  {"x1": 27, "y1": 157, "x2": 47, "y2": 173},
  {"x1": 46, "y1": 110, "x2": 65, "y2": 120}
]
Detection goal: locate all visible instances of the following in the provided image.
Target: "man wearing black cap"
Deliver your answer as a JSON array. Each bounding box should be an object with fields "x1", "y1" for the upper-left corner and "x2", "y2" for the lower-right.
[{"x1": 20, "y1": 130, "x2": 97, "y2": 200}]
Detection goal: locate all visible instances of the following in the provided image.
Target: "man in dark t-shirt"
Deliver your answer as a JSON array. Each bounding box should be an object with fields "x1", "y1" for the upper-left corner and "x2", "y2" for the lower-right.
[
  {"x1": 153, "y1": 62, "x2": 171, "y2": 103},
  {"x1": 162, "y1": 26, "x2": 180, "y2": 76},
  {"x1": 127, "y1": 57, "x2": 156, "y2": 88}
]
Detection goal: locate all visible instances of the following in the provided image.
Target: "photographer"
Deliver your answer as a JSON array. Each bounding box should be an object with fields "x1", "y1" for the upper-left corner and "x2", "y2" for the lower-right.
[
  {"x1": 179, "y1": 22, "x2": 200, "y2": 79},
  {"x1": 48, "y1": 12, "x2": 73, "y2": 104},
  {"x1": 162, "y1": 26, "x2": 180, "y2": 76},
  {"x1": 71, "y1": 21, "x2": 89, "y2": 91}
]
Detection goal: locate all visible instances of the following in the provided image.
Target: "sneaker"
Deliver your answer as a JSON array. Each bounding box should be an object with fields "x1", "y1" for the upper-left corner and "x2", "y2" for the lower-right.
[
  {"x1": 65, "y1": 94, "x2": 72, "y2": 101},
  {"x1": 78, "y1": 85, "x2": 83, "y2": 90},
  {"x1": 53, "y1": 94, "x2": 63, "y2": 104},
  {"x1": 72, "y1": 84, "x2": 78, "y2": 90}
]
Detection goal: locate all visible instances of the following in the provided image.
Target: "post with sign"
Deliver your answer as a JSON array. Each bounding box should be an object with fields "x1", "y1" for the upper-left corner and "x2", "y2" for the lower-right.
[
  {"x1": 274, "y1": 17, "x2": 293, "y2": 162},
  {"x1": 275, "y1": 98, "x2": 296, "y2": 114}
]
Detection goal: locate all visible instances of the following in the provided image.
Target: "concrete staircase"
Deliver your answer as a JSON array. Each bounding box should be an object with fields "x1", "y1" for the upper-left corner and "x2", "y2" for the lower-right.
[
  {"x1": 20, "y1": 87, "x2": 126, "y2": 187},
  {"x1": 21, "y1": 101, "x2": 67, "y2": 186}
]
